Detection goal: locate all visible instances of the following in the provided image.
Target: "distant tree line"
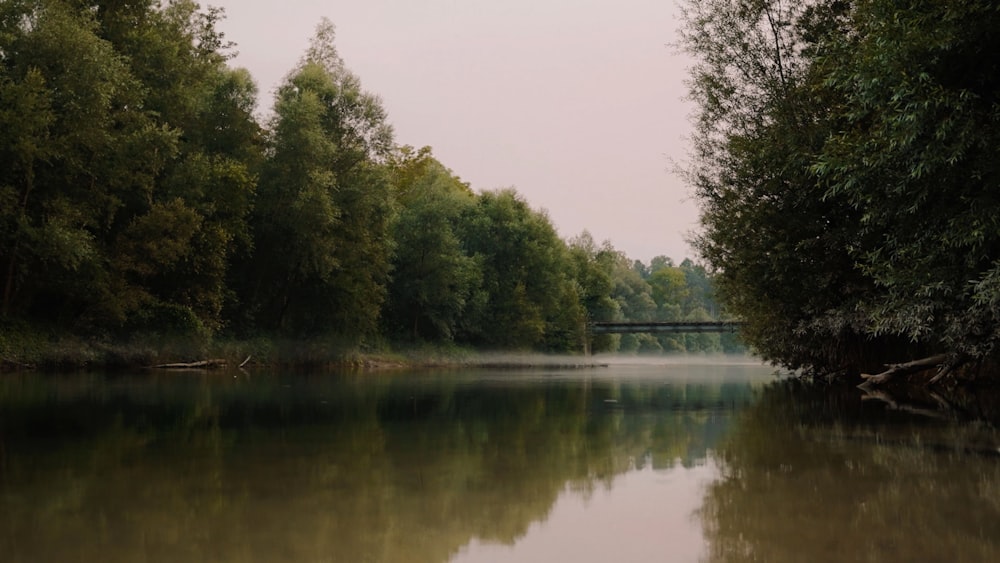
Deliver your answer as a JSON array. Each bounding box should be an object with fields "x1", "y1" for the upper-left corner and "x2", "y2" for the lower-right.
[
  {"x1": 680, "y1": 0, "x2": 1000, "y2": 381},
  {"x1": 0, "y1": 0, "x2": 729, "y2": 355}
]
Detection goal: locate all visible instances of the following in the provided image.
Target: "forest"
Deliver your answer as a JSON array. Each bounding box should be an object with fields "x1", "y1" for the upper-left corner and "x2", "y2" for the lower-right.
[
  {"x1": 681, "y1": 0, "x2": 1000, "y2": 384},
  {"x1": 0, "y1": 0, "x2": 731, "y2": 365}
]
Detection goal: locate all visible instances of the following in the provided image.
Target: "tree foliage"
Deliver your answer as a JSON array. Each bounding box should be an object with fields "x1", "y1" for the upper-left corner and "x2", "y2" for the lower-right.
[
  {"x1": 815, "y1": 1, "x2": 1000, "y2": 359},
  {"x1": 0, "y1": 2, "x2": 730, "y2": 358},
  {"x1": 456, "y1": 189, "x2": 585, "y2": 351},
  {"x1": 681, "y1": 0, "x2": 1000, "y2": 377},
  {"x1": 246, "y1": 19, "x2": 392, "y2": 339},
  {"x1": 384, "y1": 147, "x2": 481, "y2": 342},
  {"x1": 0, "y1": 0, "x2": 259, "y2": 336}
]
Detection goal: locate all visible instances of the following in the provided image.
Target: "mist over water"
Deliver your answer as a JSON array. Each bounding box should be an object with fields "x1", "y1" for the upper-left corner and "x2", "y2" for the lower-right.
[{"x1": 467, "y1": 352, "x2": 781, "y2": 376}]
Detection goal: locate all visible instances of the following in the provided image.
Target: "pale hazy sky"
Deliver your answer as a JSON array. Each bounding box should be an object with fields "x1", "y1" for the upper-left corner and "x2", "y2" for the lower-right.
[{"x1": 211, "y1": 0, "x2": 698, "y2": 264}]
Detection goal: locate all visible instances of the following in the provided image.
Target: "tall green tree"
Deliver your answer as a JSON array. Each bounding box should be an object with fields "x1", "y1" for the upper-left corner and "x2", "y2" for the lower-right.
[
  {"x1": 682, "y1": 0, "x2": 1000, "y2": 379},
  {"x1": 249, "y1": 18, "x2": 392, "y2": 339},
  {"x1": 384, "y1": 147, "x2": 482, "y2": 342},
  {"x1": 647, "y1": 266, "x2": 688, "y2": 321},
  {"x1": 0, "y1": 0, "x2": 177, "y2": 328},
  {"x1": 100, "y1": 0, "x2": 261, "y2": 333},
  {"x1": 814, "y1": 1, "x2": 1000, "y2": 364},
  {"x1": 568, "y1": 232, "x2": 620, "y2": 351},
  {"x1": 458, "y1": 189, "x2": 584, "y2": 351},
  {"x1": 680, "y1": 0, "x2": 881, "y2": 371},
  {"x1": 0, "y1": 0, "x2": 260, "y2": 337},
  {"x1": 613, "y1": 255, "x2": 656, "y2": 323},
  {"x1": 679, "y1": 259, "x2": 717, "y2": 318}
]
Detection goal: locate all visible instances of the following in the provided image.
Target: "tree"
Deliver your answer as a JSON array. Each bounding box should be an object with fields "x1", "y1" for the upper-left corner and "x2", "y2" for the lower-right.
[
  {"x1": 682, "y1": 0, "x2": 1000, "y2": 381},
  {"x1": 647, "y1": 266, "x2": 688, "y2": 321},
  {"x1": 249, "y1": 19, "x2": 393, "y2": 339},
  {"x1": 457, "y1": 189, "x2": 584, "y2": 351},
  {"x1": 612, "y1": 254, "x2": 658, "y2": 353},
  {"x1": 0, "y1": 0, "x2": 178, "y2": 328},
  {"x1": 568, "y1": 232, "x2": 620, "y2": 352},
  {"x1": 813, "y1": 1, "x2": 1000, "y2": 368},
  {"x1": 679, "y1": 259, "x2": 717, "y2": 318},
  {"x1": 0, "y1": 0, "x2": 261, "y2": 338},
  {"x1": 680, "y1": 0, "x2": 884, "y2": 372},
  {"x1": 648, "y1": 255, "x2": 674, "y2": 275},
  {"x1": 613, "y1": 255, "x2": 656, "y2": 323},
  {"x1": 102, "y1": 0, "x2": 261, "y2": 333},
  {"x1": 384, "y1": 147, "x2": 482, "y2": 342}
]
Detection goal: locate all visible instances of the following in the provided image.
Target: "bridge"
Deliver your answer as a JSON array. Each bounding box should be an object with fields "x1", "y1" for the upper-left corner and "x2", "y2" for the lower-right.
[{"x1": 588, "y1": 321, "x2": 743, "y2": 334}]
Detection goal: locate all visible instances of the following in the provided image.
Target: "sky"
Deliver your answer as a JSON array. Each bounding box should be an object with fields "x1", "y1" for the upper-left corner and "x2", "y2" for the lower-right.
[{"x1": 210, "y1": 0, "x2": 698, "y2": 264}]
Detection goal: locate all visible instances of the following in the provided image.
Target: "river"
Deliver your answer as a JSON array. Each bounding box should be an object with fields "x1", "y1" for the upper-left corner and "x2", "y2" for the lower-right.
[{"x1": 2, "y1": 358, "x2": 998, "y2": 562}]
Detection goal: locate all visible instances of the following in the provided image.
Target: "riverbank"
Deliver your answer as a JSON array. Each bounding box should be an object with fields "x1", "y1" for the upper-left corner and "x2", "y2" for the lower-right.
[
  {"x1": 0, "y1": 325, "x2": 616, "y2": 373},
  {"x1": 0, "y1": 329, "x2": 421, "y2": 372}
]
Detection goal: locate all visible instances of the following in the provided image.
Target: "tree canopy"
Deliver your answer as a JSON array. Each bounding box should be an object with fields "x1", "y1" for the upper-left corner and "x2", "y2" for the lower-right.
[
  {"x1": 681, "y1": 0, "x2": 1000, "y2": 381},
  {"x1": 1, "y1": 1, "x2": 730, "y2": 362}
]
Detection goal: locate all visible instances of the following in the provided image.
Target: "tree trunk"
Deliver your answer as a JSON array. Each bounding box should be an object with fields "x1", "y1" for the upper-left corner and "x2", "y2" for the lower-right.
[
  {"x1": 859, "y1": 354, "x2": 949, "y2": 386},
  {"x1": 152, "y1": 359, "x2": 227, "y2": 369},
  {"x1": 2, "y1": 248, "x2": 16, "y2": 317},
  {"x1": 4, "y1": 167, "x2": 35, "y2": 317}
]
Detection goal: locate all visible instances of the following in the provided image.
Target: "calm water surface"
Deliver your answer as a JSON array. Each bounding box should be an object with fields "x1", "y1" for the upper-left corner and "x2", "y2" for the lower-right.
[{"x1": 2, "y1": 358, "x2": 999, "y2": 562}]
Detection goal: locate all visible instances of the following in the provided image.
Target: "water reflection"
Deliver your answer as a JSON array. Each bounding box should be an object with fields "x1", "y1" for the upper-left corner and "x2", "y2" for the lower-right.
[
  {"x1": 701, "y1": 380, "x2": 1000, "y2": 563},
  {"x1": 454, "y1": 461, "x2": 717, "y2": 562},
  {"x1": 0, "y1": 363, "x2": 771, "y2": 563}
]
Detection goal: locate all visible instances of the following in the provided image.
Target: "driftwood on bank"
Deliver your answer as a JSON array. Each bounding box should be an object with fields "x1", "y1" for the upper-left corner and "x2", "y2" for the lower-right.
[
  {"x1": 151, "y1": 355, "x2": 252, "y2": 370},
  {"x1": 2, "y1": 356, "x2": 36, "y2": 371},
  {"x1": 859, "y1": 354, "x2": 949, "y2": 386},
  {"x1": 152, "y1": 358, "x2": 228, "y2": 370}
]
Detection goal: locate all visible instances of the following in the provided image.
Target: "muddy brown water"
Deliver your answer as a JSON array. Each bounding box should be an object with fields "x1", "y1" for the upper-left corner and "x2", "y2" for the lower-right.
[{"x1": 2, "y1": 359, "x2": 998, "y2": 562}]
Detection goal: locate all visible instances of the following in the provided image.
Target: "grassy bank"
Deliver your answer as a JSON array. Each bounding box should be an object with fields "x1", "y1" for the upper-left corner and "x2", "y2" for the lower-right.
[{"x1": 1, "y1": 322, "x2": 608, "y2": 372}]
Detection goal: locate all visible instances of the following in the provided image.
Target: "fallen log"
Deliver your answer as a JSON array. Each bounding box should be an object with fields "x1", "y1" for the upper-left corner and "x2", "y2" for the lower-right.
[
  {"x1": 859, "y1": 354, "x2": 949, "y2": 386},
  {"x1": 2, "y1": 356, "x2": 36, "y2": 371},
  {"x1": 152, "y1": 359, "x2": 227, "y2": 370}
]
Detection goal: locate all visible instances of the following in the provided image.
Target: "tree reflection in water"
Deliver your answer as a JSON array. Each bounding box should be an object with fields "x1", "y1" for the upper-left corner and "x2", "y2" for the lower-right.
[
  {"x1": 701, "y1": 380, "x2": 1000, "y2": 563},
  {"x1": 0, "y1": 366, "x2": 765, "y2": 563}
]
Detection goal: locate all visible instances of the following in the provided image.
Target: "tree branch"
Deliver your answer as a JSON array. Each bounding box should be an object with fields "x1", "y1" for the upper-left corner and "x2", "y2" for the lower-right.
[{"x1": 763, "y1": 3, "x2": 787, "y2": 88}]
